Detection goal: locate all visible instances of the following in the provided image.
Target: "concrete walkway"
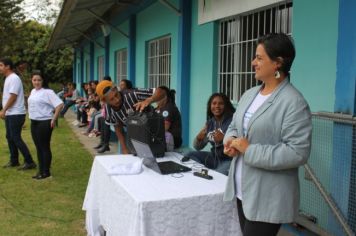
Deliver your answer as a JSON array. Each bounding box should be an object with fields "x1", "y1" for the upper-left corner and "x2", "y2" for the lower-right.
[{"x1": 62, "y1": 109, "x2": 119, "y2": 157}]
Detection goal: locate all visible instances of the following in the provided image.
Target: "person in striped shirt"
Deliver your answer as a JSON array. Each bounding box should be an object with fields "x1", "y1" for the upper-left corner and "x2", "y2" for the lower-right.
[{"x1": 96, "y1": 80, "x2": 167, "y2": 154}]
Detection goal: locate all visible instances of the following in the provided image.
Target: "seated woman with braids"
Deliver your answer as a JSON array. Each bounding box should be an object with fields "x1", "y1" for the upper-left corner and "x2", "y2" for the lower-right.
[{"x1": 185, "y1": 93, "x2": 235, "y2": 175}]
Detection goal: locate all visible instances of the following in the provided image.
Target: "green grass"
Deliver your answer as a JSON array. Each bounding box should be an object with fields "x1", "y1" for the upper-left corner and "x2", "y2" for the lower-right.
[{"x1": 0, "y1": 117, "x2": 93, "y2": 235}]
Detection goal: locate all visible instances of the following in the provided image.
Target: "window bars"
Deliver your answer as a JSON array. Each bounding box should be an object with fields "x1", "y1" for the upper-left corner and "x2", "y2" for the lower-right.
[
  {"x1": 147, "y1": 36, "x2": 171, "y2": 88},
  {"x1": 218, "y1": 1, "x2": 293, "y2": 103},
  {"x1": 116, "y1": 48, "x2": 128, "y2": 82}
]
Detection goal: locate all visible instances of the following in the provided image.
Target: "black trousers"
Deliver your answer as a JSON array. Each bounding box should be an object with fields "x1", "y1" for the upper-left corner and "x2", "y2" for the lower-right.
[
  {"x1": 31, "y1": 120, "x2": 53, "y2": 175},
  {"x1": 5, "y1": 115, "x2": 34, "y2": 164},
  {"x1": 236, "y1": 199, "x2": 281, "y2": 236},
  {"x1": 99, "y1": 117, "x2": 111, "y2": 146}
]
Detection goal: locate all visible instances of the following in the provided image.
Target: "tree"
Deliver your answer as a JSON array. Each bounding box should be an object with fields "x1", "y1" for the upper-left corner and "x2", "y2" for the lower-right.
[
  {"x1": 11, "y1": 20, "x2": 73, "y2": 92},
  {"x1": 0, "y1": 0, "x2": 25, "y2": 57},
  {"x1": 0, "y1": 0, "x2": 72, "y2": 93}
]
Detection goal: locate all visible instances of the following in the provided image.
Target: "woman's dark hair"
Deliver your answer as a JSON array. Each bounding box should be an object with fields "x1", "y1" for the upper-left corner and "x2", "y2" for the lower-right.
[
  {"x1": 257, "y1": 33, "x2": 296, "y2": 77},
  {"x1": 158, "y1": 86, "x2": 176, "y2": 105},
  {"x1": 0, "y1": 58, "x2": 14, "y2": 70},
  {"x1": 121, "y1": 79, "x2": 133, "y2": 90},
  {"x1": 206, "y1": 93, "x2": 235, "y2": 120},
  {"x1": 31, "y1": 71, "x2": 49, "y2": 88}
]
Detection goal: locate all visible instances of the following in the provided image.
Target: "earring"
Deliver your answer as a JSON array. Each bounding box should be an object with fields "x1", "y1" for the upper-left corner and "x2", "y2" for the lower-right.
[{"x1": 274, "y1": 70, "x2": 281, "y2": 79}]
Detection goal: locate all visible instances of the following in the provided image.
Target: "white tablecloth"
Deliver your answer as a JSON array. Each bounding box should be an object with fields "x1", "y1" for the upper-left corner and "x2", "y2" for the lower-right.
[{"x1": 83, "y1": 153, "x2": 242, "y2": 236}]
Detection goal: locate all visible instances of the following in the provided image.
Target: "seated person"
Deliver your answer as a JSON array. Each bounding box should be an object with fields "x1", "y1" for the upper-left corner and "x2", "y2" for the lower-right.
[
  {"x1": 95, "y1": 80, "x2": 166, "y2": 154},
  {"x1": 154, "y1": 86, "x2": 182, "y2": 151},
  {"x1": 60, "y1": 82, "x2": 80, "y2": 117},
  {"x1": 185, "y1": 93, "x2": 235, "y2": 175}
]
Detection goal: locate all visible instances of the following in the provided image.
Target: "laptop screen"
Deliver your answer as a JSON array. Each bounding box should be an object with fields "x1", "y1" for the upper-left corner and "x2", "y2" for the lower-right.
[{"x1": 131, "y1": 139, "x2": 162, "y2": 174}]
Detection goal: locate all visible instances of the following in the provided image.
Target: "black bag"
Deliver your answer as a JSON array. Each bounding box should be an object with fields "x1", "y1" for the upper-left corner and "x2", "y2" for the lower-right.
[{"x1": 125, "y1": 107, "x2": 166, "y2": 157}]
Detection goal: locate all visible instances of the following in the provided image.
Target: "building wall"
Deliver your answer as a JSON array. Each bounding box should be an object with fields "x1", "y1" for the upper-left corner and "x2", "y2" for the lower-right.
[
  {"x1": 292, "y1": 0, "x2": 340, "y2": 232},
  {"x1": 109, "y1": 21, "x2": 129, "y2": 84},
  {"x1": 93, "y1": 37, "x2": 105, "y2": 81},
  {"x1": 292, "y1": 0, "x2": 339, "y2": 112},
  {"x1": 135, "y1": 0, "x2": 179, "y2": 88},
  {"x1": 188, "y1": 0, "x2": 218, "y2": 146},
  {"x1": 83, "y1": 43, "x2": 90, "y2": 82}
]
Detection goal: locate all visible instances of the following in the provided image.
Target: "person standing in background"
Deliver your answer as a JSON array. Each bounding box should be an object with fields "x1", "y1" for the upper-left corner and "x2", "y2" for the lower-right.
[
  {"x1": 0, "y1": 58, "x2": 36, "y2": 170},
  {"x1": 28, "y1": 72, "x2": 63, "y2": 179}
]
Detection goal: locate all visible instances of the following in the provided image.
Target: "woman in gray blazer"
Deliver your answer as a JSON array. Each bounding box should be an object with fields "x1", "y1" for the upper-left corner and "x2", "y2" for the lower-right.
[{"x1": 223, "y1": 33, "x2": 312, "y2": 236}]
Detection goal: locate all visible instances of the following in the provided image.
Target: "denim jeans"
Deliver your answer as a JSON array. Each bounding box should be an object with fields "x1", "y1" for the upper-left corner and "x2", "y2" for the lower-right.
[
  {"x1": 5, "y1": 115, "x2": 34, "y2": 164},
  {"x1": 60, "y1": 100, "x2": 75, "y2": 116},
  {"x1": 186, "y1": 150, "x2": 231, "y2": 176}
]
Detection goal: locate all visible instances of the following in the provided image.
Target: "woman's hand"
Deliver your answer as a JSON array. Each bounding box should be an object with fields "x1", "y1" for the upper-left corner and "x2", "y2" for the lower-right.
[
  {"x1": 196, "y1": 125, "x2": 207, "y2": 141},
  {"x1": 230, "y1": 138, "x2": 249, "y2": 154},
  {"x1": 213, "y1": 128, "x2": 224, "y2": 143},
  {"x1": 224, "y1": 137, "x2": 240, "y2": 157},
  {"x1": 50, "y1": 119, "x2": 56, "y2": 129}
]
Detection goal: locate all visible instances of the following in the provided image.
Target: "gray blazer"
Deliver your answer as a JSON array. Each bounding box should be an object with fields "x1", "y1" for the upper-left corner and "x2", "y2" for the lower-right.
[{"x1": 223, "y1": 79, "x2": 312, "y2": 223}]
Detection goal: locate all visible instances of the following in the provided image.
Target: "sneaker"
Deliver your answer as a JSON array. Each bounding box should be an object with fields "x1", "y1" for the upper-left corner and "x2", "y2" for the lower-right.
[
  {"x1": 3, "y1": 162, "x2": 20, "y2": 168},
  {"x1": 18, "y1": 162, "x2": 37, "y2": 171}
]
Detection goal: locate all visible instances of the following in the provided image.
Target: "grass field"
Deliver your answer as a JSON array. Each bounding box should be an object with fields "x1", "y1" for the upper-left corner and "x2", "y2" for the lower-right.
[{"x1": 0, "y1": 117, "x2": 93, "y2": 235}]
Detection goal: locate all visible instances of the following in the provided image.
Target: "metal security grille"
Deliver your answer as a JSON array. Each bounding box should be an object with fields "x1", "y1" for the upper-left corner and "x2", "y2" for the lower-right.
[
  {"x1": 98, "y1": 55, "x2": 104, "y2": 81},
  {"x1": 299, "y1": 112, "x2": 356, "y2": 236},
  {"x1": 218, "y1": 1, "x2": 293, "y2": 103},
  {"x1": 147, "y1": 36, "x2": 171, "y2": 88},
  {"x1": 116, "y1": 48, "x2": 128, "y2": 82}
]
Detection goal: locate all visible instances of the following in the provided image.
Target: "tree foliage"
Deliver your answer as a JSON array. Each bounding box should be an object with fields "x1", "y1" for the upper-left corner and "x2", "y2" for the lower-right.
[
  {"x1": 0, "y1": 0, "x2": 72, "y2": 92},
  {"x1": 0, "y1": 0, "x2": 25, "y2": 57}
]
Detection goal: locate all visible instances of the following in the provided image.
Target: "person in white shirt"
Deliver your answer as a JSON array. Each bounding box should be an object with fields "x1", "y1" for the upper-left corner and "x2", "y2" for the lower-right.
[
  {"x1": 0, "y1": 58, "x2": 37, "y2": 170},
  {"x1": 28, "y1": 72, "x2": 63, "y2": 179}
]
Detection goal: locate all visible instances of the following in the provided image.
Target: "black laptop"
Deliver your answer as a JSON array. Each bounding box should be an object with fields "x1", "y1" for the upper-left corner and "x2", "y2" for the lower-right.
[{"x1": 131, "y1": 139, "x2": 191, "y2": 175}]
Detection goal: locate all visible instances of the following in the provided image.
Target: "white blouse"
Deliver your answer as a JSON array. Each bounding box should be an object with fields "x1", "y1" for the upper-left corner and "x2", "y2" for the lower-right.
[
  {"x1": 235, "y1": 92, "x2": 271, "y2": 200},
  {"x1": 28, "y1": 88, "x2": 63, "y2": 120}
]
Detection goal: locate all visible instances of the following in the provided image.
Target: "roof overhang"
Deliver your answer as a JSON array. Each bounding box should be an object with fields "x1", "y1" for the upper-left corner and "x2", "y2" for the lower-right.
[{"x1": 48, "y1": 0, "x2": 138, "y2": 50}]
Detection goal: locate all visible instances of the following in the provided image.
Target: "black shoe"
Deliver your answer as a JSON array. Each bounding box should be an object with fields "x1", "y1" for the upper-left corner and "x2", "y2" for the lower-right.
[
  {"x1": 18, "y1": 162, "x2": 37, "y2": 171},
  {"x1": 93, "y1": 143, "x2": 103, "y2": 149},
  {"x1": 34, "y1": 173, "x2": 52, "y2": 180},
  {"x1": 78, "y1": 123, "x2": 88, "y2": 128},
  {"x1": 32, "y1": 173, "x2": 42, "y2": 179},
  {"x1": 3, "y1": 162, "x2": 20, "y2": 168},
  {"x1": 97, "y1": 145, "x2": 110, "y2": 154}
]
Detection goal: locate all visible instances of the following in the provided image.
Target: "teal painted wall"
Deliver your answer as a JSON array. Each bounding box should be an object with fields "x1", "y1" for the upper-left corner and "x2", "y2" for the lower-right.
[
  {"x1": 109, "y1": 21, "x2": 129, "y2": 83},
  {"x1": 136, "y1": 0, "x2": 179, "y2": 89},
  {"x1": 293, "y1": 0, "x2": 339, "y2": 231},
  {"x1": 188, "y1": 0, "x2": 218, "y2": 146},
  {"x1": 93, "y1": 37, "x2": 105, "y2": 81},
  {"x1": 83, "y1": 43, "x2": 90, "y2": 82},
  {"x1": 292, "y1": 0, "x2": 338, "y2": 112},
  {"x1": 75, "y1": 51, "x2": 81, "y2": 86}
]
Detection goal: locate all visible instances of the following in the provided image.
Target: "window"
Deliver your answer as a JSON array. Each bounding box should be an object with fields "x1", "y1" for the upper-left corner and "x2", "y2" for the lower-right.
[
  {"x1": 98, "y1": 55, "x2": 104, "y2": 80},
  {"x1": 115, "y1": 48, "x2": 128, "y2": 82},
  {"x1": 85, "y1": 60, "x2": 90, "y2": 81},
  {"x1": 218, "y1": 1, "x2": 293, "y2": 103},
  {"x1": 147, "y1": 36, "x2": 171, "y2": 88}
]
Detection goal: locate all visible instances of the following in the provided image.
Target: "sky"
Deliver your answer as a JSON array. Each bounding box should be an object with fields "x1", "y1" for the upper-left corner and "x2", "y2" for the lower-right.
[{"x1": 20, "y1": 0, "x2": 62, "y2": 25}]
